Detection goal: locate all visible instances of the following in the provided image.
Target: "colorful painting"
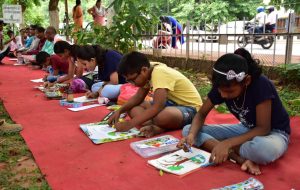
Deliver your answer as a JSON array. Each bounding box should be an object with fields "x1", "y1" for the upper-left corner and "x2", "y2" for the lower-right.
[
  {"x1": 212, "y1": 177, "x2": 264, "y2": 190},
  {"x1": 80, "y1": 123, "x2": 139, "y2": 144},
  {"x1": 148, "y1": 148, "x2": 211, "y2": 176}
]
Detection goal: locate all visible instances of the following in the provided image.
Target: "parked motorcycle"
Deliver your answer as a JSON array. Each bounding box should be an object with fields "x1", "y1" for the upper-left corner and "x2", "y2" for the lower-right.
[{"x1": 237, "y1": 22, "x2": 274, "y2": 49}]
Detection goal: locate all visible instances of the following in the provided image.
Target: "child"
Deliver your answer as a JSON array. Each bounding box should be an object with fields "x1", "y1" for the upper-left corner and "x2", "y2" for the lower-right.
[
  {"x1": 0, "y1": 23, "x2": 13, "y2": 63},
  {"x1": 177, "y1": 48, "x2": 290, "y2": 175},
  {"x1": 75, "y1": 45, "x2": 126, "y2": 100},
  {"x1": 6, "y1": 30, "x2": 23, "y2": 57},
  {"x1": 54, "y1": 41, "x2": 124, "y2": 97},
  {"x1": 108, "y1": 51, "x2": 202, "y2": 137},
  {"x1": 35, "y1": 51, "x2": 69, "y2": 82}
]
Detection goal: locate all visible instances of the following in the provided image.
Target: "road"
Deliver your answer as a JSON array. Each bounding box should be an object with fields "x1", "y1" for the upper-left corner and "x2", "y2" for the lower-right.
[{"x1": 141, "y1": 39, "x2": 300, "y2": 65}]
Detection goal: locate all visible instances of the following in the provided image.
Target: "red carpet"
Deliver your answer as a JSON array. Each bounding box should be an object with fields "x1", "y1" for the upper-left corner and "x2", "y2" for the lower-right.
[{"x1": 1, "y1": 57, "x2": 299, "y2": 189}]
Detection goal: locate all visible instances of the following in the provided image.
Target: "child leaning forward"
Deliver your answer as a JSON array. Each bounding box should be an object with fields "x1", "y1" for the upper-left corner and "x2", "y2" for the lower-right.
[{"x1": 108, "y1": 51, "x2": 203, "y2": 137}]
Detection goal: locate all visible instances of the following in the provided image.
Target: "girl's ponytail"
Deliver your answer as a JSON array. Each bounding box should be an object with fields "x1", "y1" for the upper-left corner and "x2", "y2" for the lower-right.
[
  {"x1": 92, "y1": 45, "x2": 107, "y2": 72},
  {"x1": 234, "y1": 48, "x2": 262, "y2": 81}
]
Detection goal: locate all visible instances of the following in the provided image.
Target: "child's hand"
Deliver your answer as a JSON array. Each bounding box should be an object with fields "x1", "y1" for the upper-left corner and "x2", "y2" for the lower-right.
[
  {"x1": 177, "y1": 134, "x2": 195, "y2": 152},
  {"x1": 114, "y1": 120, "x2": 133, "y2": 132},
  {"x1": 43, "y1": 81, "x2": 49, "y2": 88},
  {"x1": 108, "y1": 110, "x2": 121, "y2": 126},
  {"x1": 210, "y1": 141, "x2": 231, "y2": 164},
  {"x1": 43, "y1": 75, "x2": 48, "y2": 82},
  {"x1": 85, "y1": 91, "x2": 98, "y2": 99}
]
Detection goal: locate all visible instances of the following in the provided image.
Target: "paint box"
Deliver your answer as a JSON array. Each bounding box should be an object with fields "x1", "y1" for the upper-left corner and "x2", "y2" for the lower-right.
[
  {"x1": 130, "y1": 135, "x2": 179, "y2": 158},
  {"x1": 59, "y1": 99, "x2": 83, "y2": 108}
]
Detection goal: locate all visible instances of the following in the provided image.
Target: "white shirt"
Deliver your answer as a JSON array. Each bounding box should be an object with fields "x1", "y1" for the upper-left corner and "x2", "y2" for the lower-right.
[
  {"x1": 27, "y1": 37, "x2": 40, "y2": 51},
  {"x1": 54, "y1": 34, "x2": 63, "y2": 44},
  {"x1": 94, "y1": 5, "x2": 106, "y2": 16},
  {"x1": 251, "y1": 12, "x2": 267, "y2": 26},
  {"x1": 267, "y1": 11, "x2": 277, "y2": 25}
]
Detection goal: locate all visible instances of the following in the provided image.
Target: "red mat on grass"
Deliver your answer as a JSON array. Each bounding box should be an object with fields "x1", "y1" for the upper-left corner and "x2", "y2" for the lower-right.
[{"x1": 1, "y1": 57, "x2": 299, "y2": 189}]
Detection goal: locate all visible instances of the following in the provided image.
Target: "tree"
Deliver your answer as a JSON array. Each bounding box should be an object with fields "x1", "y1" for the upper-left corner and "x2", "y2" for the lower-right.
[
  {"x1": 49, "y1": 0, "x2": 60, "y2": 30},
  {"x1": 270, "y1": 0, "x2": 300, "y2": 14},
  {"x1": 147, "y1": 0, "x2": 261, "y2": 25}
]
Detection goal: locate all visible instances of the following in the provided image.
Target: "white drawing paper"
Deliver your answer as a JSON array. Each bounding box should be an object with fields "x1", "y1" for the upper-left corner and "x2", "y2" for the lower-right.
[
  {"x1": 68, "y1": 104, "x2": 101, "y2": 112},
  {"x1": 80, "y1": 123, "x2": 139, "y2": 144},
  {"x1": 148, "y1": 148, "x2": 211, "y2": 176},
  {"x1": 73, "y1": 96, "x2": 97, "y2": 103},
  {"x1": 30, "y1": 78, "x2": 44, "y2": 83}
]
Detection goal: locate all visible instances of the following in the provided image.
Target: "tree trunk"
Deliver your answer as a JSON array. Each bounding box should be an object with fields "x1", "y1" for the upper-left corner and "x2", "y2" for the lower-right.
[
  {"x1": 49, "y1": 0, "x2": 60, "y2": 31},
  {"x1": 106, "y1": 0, "x2": 115, "y2": 28}
]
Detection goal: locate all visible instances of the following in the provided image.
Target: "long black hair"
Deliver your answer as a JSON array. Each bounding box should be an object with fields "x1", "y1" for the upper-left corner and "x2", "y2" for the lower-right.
[
  {"x1": 75, "y1": 45, "x2": 107, "y2": 72},
  {"x1": 212, "y1": 53, "x2": 248, "y2": 87},
  {"x1": 118, "y1": 51, "x2": 150, "y2": 76},
  {"x1": 53, "y1": 40, "x2": 77, "y2": 58},
  {"x1": 73, "y1": 0, "x2": 81, "y2": 12},
  {"x1": 212, "y1": 49, "x2": 262, "y2": 88},
  {"x1": 234, "y1": 48, "x2": 262, "y2": 81}
]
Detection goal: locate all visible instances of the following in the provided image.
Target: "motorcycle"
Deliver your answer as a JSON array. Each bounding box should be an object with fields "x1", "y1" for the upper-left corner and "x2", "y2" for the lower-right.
[{"x1": 237, "y1": 22, "x2": 274, "y2": 49}]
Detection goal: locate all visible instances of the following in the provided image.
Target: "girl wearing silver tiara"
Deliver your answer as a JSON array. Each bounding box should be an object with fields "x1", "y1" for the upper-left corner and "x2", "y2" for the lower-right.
[{"x1": 177, "y1": 48, "x2": 290, "y2": 175}]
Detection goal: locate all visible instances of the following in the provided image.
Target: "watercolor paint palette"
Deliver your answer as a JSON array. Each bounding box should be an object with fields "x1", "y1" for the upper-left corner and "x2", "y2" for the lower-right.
[{"x1": 130, "y1": 135, "x2": 179, "y2": 158}]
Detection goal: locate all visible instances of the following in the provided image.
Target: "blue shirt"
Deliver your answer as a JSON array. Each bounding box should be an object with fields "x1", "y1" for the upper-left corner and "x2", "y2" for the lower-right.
[
  {"x1": 97, "y1": 50, "x2": 126, "y2": 84},
  {"x1": 41, "y1": 40, "x2": 54, "y2": 55},
  {"x1": 208, "y1": 75, "x2": 290, "y2": 134},
  {"x1": 166, "y1": 16, "x2": 184, "y2": 44},
  {"x1": 25, "y1": 36, "x2": 34, "y2": 48}
]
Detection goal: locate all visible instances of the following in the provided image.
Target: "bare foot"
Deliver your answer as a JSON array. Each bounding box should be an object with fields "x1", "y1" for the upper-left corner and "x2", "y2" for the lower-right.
[
  {"x1": 139, "y1": 125, "x2": 165, "y2": 138},
  {"x1": 241, "y1": 160, "x2": 261, "y2": 175}
]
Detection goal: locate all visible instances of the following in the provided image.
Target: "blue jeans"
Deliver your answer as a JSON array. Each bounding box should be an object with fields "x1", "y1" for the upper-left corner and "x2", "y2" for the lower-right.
[
  {"x1": 91, "y1": 82, "x2": 122, "y2": 100},
  {"x1": 151, "y1": 99, "x2": 197, "y2": 127},
  {"x1": 0, "y1": 46, "x2": 10, "y2": 62},
  {"x1": 182, "y1": 123, "x2": 289, "y2": 165},
  {"x1": 46, "y1": 66, "x2": 65, "y2": 83}
]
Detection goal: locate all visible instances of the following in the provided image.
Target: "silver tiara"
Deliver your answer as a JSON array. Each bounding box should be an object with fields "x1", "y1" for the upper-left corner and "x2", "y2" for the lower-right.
[{"x1": 213, "y1": 68, "x2": 246, "y2": 82}]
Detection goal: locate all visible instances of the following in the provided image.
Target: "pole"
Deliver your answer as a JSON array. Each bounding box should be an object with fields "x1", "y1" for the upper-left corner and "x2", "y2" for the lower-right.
[{"x1": 65, "y1": 0, "x2": 70, "y2": 41}]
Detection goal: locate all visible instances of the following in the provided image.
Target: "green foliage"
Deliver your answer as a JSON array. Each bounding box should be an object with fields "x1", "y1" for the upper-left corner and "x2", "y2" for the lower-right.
[
  {"x1": 0, "y1": 102, "x2": 50, "y2": 189},
  {"x1": 75, "y1": 0, "x2": 158, "y2": 53},
  {"x1": 278, "y1": 86, "x2": 300, "y2": 116},
  {"x1": 270, "y1": 0, "x2": 300, "y2": 14},
  {"x1": 23, "y1": 5, "x2": 47, "y2": 27},
  {"x1": 169, "y1": 0, "x2": 260, "y2": 25},
  {"x1": 276, "y1": 64, "x2": 300, "y2": 84}
]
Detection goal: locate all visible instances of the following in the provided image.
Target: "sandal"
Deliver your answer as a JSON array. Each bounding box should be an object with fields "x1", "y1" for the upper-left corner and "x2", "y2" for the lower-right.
[{"x1": 0, "y1": 119, "x2": 23, "y2": 134}]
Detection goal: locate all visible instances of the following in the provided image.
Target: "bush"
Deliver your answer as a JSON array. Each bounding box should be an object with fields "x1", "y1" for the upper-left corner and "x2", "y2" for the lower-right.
[{"x1": 275, "y1": 64, "x2": 300, "y2": 84}]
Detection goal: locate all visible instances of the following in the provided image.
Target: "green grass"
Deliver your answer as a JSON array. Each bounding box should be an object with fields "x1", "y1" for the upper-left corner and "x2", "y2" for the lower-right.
[
  {"x1": 0, "y1": 102, "x2": 51, "y2": 190},
  {"x1": 277, "y1": 86, "x2": 300, "y2": 116}
]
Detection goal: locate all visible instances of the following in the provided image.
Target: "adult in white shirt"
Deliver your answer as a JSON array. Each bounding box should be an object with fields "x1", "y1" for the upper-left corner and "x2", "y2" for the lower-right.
[
  {"x1": 265, "y1": 6, "x2": 277, "y2": 32},
  {"x1": 88, "y1": 0, "x2": 107, "y2": 26},
  {"x1": 250, "y1": 6, "x2": 267, "y2": 33}
]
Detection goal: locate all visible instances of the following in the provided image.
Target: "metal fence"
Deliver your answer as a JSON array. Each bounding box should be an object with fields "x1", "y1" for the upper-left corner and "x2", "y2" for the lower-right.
[{"x1": 137, "y1": 13, "x2": 300, "y2": 66}]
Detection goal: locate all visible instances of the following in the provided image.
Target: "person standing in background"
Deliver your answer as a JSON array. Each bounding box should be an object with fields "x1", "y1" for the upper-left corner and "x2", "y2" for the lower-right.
[
  {"x1": 72, "y1": 0, "x2": 84, "y2": 31},
  {"x1": 159, "y1": 16, "x2": 184, "y2": 49},
  {"x1": 88, "y1": 0, "x2": 107, "y2": 26}
]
